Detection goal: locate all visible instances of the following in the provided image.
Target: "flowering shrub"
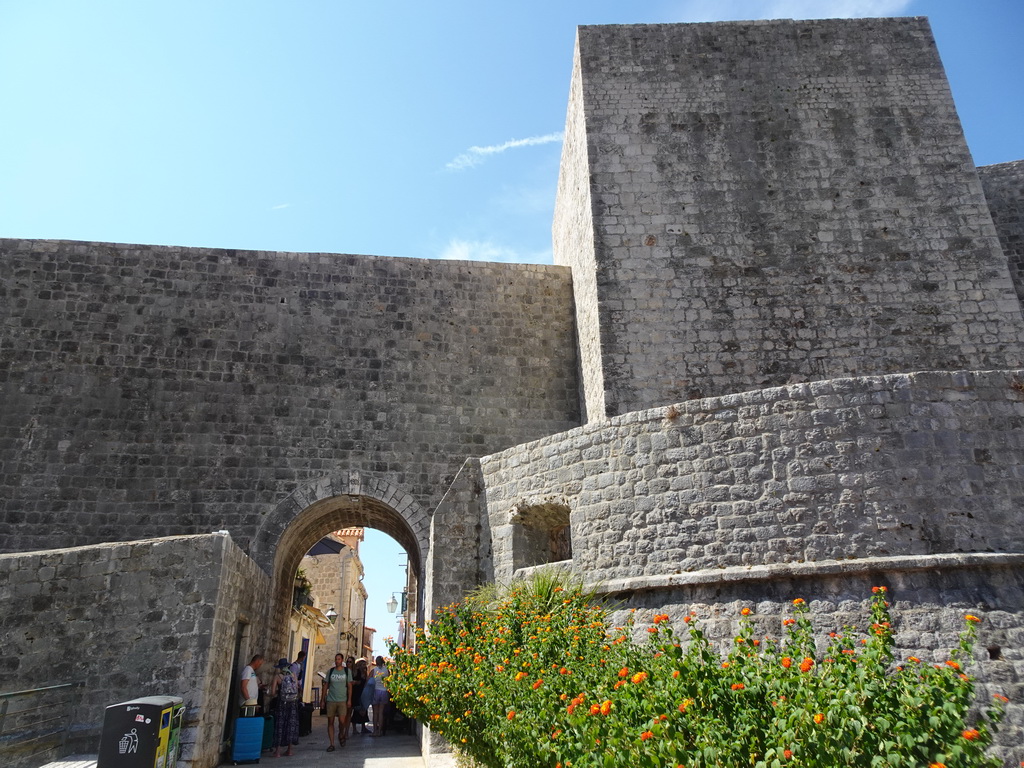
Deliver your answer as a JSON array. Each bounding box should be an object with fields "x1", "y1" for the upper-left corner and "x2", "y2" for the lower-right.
[{"x1": 388, "y1": 576, "x2": 1005, "y2": 767}]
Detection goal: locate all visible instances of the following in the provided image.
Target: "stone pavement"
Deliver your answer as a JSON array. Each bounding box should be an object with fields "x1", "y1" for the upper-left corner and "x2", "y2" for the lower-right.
[
  {"x1": 230, "y1": 715, "x2": 426, "y2": 767},
  {"x1": 40, "y1": 714, "x2": 429, "y2": 768}
]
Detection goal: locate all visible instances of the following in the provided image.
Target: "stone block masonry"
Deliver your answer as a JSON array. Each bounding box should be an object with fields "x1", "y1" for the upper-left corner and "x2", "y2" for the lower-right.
[
  {"x1": 980, "y1": 160, "x2": 1024, "y2": 305},
  {"x1": 555, "y1": 18, "x2": 1024, "y2": 419},
  {"x1": 0, "y1": 240, "x2": 581, "y2": 556},
  {"x1": 0, "y1": 533, "x2": 269, "y2": 768},
  {"x1": 483, "y1": 369, "x2": 1024, "y2": 584}
]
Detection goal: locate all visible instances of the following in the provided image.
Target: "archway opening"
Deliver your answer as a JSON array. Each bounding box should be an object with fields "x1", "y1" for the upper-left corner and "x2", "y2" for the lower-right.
[{"x1": 268, "y1": 493, "x2": 422, "y2": 663}]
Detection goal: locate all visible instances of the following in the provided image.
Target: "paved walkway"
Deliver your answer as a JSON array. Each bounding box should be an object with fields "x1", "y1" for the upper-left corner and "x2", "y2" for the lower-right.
[{"x1": 40, "y1": 714, "x2": 427, "y2": 768}]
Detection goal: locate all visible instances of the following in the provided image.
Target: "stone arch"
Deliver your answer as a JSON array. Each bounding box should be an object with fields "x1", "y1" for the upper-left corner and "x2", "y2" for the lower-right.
[{"x1": 248, "y1": 472, "x2": 430, "y2": 653}]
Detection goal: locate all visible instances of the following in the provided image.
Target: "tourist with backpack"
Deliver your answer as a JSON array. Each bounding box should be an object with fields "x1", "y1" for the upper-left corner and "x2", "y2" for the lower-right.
[
  {"x1": 269, "y1": 657, "x2": 300, "y2": 757},
  {"x1": 320, "y1": 654, "x2": 353, "y2": 751}
]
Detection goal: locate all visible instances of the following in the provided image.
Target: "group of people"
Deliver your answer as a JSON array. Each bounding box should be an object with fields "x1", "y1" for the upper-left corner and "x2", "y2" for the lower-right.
[
  {"x1": 239, "y1": 651, "x2": 393, "y2": 757},
  {"x1": 321, "y1": 653, "x2": 392, "y2": 751}
]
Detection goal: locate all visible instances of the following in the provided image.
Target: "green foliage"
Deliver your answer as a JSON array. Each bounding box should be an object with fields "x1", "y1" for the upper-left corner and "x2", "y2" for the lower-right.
[{"x1": 388, "y1": 579, "x2": 1004, "y2": 768}]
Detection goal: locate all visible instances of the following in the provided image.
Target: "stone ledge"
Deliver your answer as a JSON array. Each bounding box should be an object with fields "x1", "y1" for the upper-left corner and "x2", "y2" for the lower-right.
[{"x1": 588, "y1": 552, "x2": 1024, "y2": 596}]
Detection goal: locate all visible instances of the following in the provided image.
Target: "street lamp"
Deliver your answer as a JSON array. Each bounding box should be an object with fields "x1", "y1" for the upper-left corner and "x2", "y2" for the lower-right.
[
  {"x1": 325, "y1": 605, "x2": 338, "y2": 624},
  {"x1": 386, "y1": 591, "x2": 407, "y2": 614}
]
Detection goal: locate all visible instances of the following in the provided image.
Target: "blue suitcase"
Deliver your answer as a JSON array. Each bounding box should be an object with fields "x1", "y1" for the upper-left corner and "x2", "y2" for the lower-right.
[{"x1": 232, "y1": 715, "x2": 263, "y2": 764}]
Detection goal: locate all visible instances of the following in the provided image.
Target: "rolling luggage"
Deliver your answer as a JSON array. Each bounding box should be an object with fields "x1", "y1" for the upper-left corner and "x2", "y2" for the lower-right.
[
  {"x1": 232, "y1": 715, "x2": 263, "y2": 764},
  {"x1": 299, "y1": 703, "x2": 313, "y2": 737},
  {"x1": 262, "y1": 714, "x2": 275, "y2": 751}
]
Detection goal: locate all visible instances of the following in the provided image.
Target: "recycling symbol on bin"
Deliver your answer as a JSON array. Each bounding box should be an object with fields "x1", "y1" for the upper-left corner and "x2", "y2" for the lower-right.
[{"x1": 118, "y1": 728, "x2": 139, "y2": 755}]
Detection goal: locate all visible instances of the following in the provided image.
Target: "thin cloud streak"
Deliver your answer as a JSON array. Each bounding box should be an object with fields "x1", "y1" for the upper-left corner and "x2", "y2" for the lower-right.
[
  {"x1": 437, "y1": 238, "x2": 552, "y2": 264},
  {"x1": 271, "y1": 203, "x2": 291, "y2": 210},
  {"x1": 446, "y1": 132, "x2": 563, "y2": 171}
]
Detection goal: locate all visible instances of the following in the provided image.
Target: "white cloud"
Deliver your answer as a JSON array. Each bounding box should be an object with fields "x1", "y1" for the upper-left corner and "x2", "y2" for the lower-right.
[
  {"x1": 271, "y1": 203, "x2": 291, "y2": 210},
  {"x1": 669, "y1": 0, "x2": 912, "y2": 22},
  {"x1": 437, "y1": 238, "x2": 553, "y2": 265},
  {"x1": 446, "y1": 132, "x2": 563, "y2": 171}
]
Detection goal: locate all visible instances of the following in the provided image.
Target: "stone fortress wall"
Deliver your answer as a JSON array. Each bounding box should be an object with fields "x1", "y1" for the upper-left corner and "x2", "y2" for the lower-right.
[
  {"x1": 0, "y1": 241, "x2": 581, "y2": 557},
  {"x1": 483, "y1": 17, "x2": 1024, "y2": 764},
  {"x1": 980, "y1": 160, "x2": 1024, "y2": 305},
  {"x1": 554, "y1": 18, "x2": 1024, "y2": 419},
  {"x1": 2, "y1": 14, "x2": 1024, "y2": 768}
]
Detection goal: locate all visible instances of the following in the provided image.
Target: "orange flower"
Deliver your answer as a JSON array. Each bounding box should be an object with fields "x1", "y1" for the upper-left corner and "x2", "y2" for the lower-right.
[
  {"x1": 799, "y1": 657, "x2": 814, "y2": 673},
  {"x1": 966, "y1": 614, "x2": 981, "y2": 623},
  {"x1": 872, "y1": 585, "x2": 887, "y2": 594},
  {"x1": 781, "y1": 657, "x2": 792, "y2": 669},
  {"x1": 532, "y1": 679, "x2": 544, "y2": 690},
  {"x1": 647, "y1": 627, "x2": 658, "y2": 634},
  {"x1": 907, "y1": 656, "x2": 920, "y2": 663},
  {"x1": 731, "y1": 683, "x2": 745, "y2": 690},
  {"x1": 783, "y1": 618, "x2": 796, "y2": 626},
  {"x1": 653, "y1": 613, "x2": 669, "y2": 624},
  {"x1": 600, "y1": 700, "x2": 612, "y2": 716},
  {"x1": 929, "y1": 764, "x2": 946, "y2": 768},
  {"x1": 506, "y1": 710, "x2": 516, "y2": 720},
  {"x1": 683, "y1": 615, "x2": 692, "y2": 624},
  {"x1": 741, "y1": 607, "x2": 752, "y2": 615},
  {"x1": 945, "y1": 660, "x2": 961, "y2": 670},
  {"x1": 618, "y1": 667, "x2": 630, "y2": 678},
  {"x1": 813, "y1": 713, "x2": 824, "y2": 724},
  {"x1": 589, "y1": 704, "x2": 601, "y2": 715},
  {"x1": 672, "y1": 670, "x2": 680, "y2": 679},
  {"x1": 613, "y1": 680, "x2": 625, "y2": 690},
  {"x1": 640, "y1": 730, "x2": 654, "y2": 741},
  {"x1": 678, "y1": 698, "x2": 693, "y2": 713},
  {"x1": 793, "y1": 598, "x2": 805, "y2": 606},
  {"x1": 962, "y1": 728, "x2": 979, "y2": 741},
  {"x1": 631, "y1": 671, "x2": 648, "y2": 684},
  {"x1": 515, "y1": 671, "x2": 527, "y2": 681},
  {"x1": 784, "y1": 749, "x2": 793, "y2": 759}
]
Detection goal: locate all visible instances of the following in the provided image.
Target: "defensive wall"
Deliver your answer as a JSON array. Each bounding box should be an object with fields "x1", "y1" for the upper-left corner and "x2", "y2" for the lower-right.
[
  {"x1": 2, "y1": 14, "x2": 1024, "y2": 768},
  {"x1": 0, "y1": 534, "x2": 267, "y2": 768},
  {"x1": 554, "y1": 18, "x2": 1024, "y2": 420}
]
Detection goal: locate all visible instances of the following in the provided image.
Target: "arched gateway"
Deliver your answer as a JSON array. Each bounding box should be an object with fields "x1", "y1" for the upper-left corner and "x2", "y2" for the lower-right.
[{"x1": 251, "y1": 472, "x2": 428, "y2": 652}]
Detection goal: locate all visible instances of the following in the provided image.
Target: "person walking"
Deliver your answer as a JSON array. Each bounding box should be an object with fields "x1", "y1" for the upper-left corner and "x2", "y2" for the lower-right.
[
  {"x1": 320, "y1": 653, "x2": 352, "y2": 751},
  {"x1": 269, "y1": 658, "x2": 300, "y2": 757},
  {"x1": 369, "y1": 656, "x2": 390, "y2": 737},
  {"x1": 349, "y1": 658, "x2": 369, "y2": 735}
]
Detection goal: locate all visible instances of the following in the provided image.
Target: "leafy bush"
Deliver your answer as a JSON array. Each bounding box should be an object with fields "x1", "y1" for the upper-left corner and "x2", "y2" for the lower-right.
[{"x1": 388, "y1": 576, "x2": 1005, "y2": 767}]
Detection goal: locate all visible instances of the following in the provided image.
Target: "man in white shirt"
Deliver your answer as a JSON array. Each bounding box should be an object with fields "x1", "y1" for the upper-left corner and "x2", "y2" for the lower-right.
[{"x1": 240, "y1": 654, "x2": 264, "y2": 705}]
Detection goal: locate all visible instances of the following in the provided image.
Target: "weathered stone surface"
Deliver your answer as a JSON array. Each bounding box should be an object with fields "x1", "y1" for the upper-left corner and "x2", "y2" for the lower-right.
[
  {"x1": 484, "y1": 369, "x2": 1024, "y2": 583},
  {"x1": 555, "y1": 18, "x2": 1024, "y2": 419},
  {"x1": 980, "y1": 160, "x2": 1024, "y2": 304},
  {"x1": 0, "y1": 241, "x2": 581, "y2": 559},
  {"x1": 0, "y1": 534, "x2": 268, "y2": 768}
]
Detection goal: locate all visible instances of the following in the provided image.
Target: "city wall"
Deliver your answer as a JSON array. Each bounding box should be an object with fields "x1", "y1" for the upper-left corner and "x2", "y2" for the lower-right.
[
  {"x1": 0, "y1": 534, "x2": 267, "y2": 768},
  {"x1": 0, "y1": 240, "x2": 581, "y2": 558},
  {"x1": 554, "y1": 19, "x2": 1024, "y2": 420}
]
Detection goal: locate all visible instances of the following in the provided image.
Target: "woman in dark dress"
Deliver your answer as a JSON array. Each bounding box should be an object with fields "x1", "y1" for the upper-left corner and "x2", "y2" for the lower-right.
[
  {"x1": 269, "y1": 658, "x2": 300, "y2": 757},
  {"x1": 349, "y1": 657, "x2": 369, "y2": 734}
]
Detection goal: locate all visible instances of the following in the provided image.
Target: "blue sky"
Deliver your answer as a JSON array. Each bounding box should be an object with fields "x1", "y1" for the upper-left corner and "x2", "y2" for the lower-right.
[
  {"x1": 1, "y1": 0, "x2": 1021, "y2": 267},
  {"x1": 2, "y1": 1, "x2": 1021, "y2": 652}
]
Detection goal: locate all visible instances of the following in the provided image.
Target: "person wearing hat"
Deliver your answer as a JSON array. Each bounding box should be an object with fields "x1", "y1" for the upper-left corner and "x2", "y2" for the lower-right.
[{"x1": 269, "y1": 657, "x2": 301, "y2": 757}]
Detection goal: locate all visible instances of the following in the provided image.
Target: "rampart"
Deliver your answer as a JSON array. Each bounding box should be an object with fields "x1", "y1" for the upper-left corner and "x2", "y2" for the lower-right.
[
  {"x1": 980, "y1": 160, "x2": 1024, "y2": 304},
  {"x1": 0, "y1": 534, "x2": 267, "y2": 768},
  {"x1": 0, "y1": 239, "x2": 581, "y2": 558},
  {"x1": 554, "y1": 18, "x2": 1024, "y2": 420}
]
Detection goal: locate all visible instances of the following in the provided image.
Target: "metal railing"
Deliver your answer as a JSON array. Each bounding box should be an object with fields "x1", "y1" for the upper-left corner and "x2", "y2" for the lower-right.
[{"x1": 0, "y1": 682, "x2": 85, "y2": 768}]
